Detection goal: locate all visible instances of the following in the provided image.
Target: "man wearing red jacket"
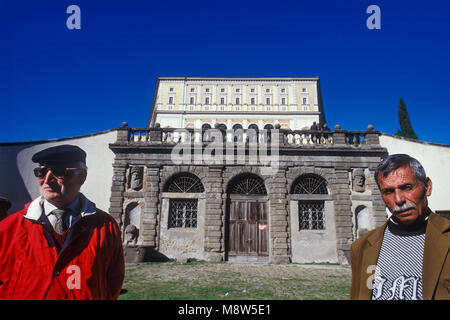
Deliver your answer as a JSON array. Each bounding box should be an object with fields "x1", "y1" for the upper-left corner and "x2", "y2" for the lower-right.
[{"x1": 0, "y1": 145, "x2": 125, "y2": 299}]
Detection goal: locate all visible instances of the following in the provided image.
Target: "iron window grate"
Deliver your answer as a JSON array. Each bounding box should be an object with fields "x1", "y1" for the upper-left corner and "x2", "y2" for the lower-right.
[
  {"x1": 169, "y1": 199, "x2": 198, "y2": 228},
  {"x1": 298, "y1": 201, "x2": 325, "y2": 230}
]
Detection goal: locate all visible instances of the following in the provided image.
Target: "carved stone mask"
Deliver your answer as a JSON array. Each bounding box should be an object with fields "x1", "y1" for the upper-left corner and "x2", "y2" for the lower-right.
[{"x1": 130, "y1": 167, "x2": 143, "y2": 191}]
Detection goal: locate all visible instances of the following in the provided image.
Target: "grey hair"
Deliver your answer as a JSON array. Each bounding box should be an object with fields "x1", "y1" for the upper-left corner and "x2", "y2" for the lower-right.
[{"x1": 375, "y1": 154, "x2": 427, "y2": 187}]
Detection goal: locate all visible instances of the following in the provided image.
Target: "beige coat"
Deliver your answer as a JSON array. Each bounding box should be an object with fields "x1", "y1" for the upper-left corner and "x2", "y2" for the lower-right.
[{"x1": 350, "y1": 212, "x2": 450, "y2": 300}]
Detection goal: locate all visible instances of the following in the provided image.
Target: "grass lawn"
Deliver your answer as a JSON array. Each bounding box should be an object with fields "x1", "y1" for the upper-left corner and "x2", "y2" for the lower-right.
[{"x1": 119, "y1": 260, "x2": 351, "y2": 300}]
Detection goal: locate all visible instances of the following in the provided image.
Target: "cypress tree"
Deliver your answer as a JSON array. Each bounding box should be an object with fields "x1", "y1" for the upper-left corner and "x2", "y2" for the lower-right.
[{"x1": 396, "y1": 98, "x2": 418, "y2": 140}]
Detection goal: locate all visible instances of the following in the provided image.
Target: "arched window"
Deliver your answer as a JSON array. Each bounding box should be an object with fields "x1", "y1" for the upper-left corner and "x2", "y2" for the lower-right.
[
  {"x1": 201, "y1": 123, "x2": 212, "y2": 142},
  {"x1": 164, "y1": 172, "x2": 204, "y2": 193},
  {"x1": 247, "y1": 124, "x2": 259, "y2": 143},
  {"x1": 164, "y1": 173, "x2": 204, "y2": 229},
  {"x1": 228, "y1": 173, "x2": 267, "y2": 195},
  {"x1": 290, "y1": 174, "x2": 328, "y2": 195},
  {"x1": 291, "y1": 174, "x2": 328, "y2": 230},
  {"x1": 263, "y1": 124, "x2": 274, "y2": 142}
]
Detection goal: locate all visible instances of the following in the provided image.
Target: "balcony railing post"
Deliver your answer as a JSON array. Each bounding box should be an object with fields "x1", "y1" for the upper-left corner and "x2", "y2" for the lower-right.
[
  {"x1": 117, "y1": 122, "x2": 130, "y2": 143},
  {"x1": 149, "y1": 123, "x2": 162, "y2": 142},
  {"x1": 365, "y1": 125, "x2": 380, "y2": 145},
  {"x1": 332, "y1": 124, "x2": 346, "y2": 145}
]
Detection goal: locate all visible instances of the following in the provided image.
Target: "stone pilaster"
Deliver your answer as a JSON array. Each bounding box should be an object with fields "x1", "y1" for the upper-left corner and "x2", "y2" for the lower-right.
[
  {"x1": 142, "y1": 165, "x2": 161, "y2": 247},
  {"x1": 268, "y1": 167, "x2": 290, "y2": 263},
  {"x1": 108, "y1": 163, "x2": 127, "y2": 227},
  {"x1": 331, "y1": 168, "x2": 353, "y2": 265},
  {"x1": 204, "y1": 165, "x2": 224, "y2": 261}
]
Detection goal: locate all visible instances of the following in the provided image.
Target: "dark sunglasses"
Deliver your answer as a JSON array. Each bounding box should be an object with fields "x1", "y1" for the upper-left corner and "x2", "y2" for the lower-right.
[{"x1": 33, "y1": 166, "x2": 82, "y2": 178}]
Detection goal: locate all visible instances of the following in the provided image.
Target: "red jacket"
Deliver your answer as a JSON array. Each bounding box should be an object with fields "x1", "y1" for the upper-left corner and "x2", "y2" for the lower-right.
[{"x1": 0, "y1": 195, "x2": 125, "y2": 300}]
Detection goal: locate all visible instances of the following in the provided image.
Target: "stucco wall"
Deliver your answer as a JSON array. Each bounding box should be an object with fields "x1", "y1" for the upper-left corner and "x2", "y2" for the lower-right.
[
  {"x1": 0, "y1": 130, "x2": 117, "y2": 214},
  {"x1": 379, "y1": 134, "x2": 450, "y2": 212}
]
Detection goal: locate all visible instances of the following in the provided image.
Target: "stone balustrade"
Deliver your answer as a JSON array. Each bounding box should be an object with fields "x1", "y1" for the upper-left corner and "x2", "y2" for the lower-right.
[{"x1": 116, "y1": 123, "x2": 380, "y2": 146}]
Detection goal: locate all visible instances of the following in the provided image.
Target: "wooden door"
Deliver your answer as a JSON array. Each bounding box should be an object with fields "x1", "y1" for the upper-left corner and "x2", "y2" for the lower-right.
[{"x1": 228, "y1": 200, "x2": 268, "y2": 256}]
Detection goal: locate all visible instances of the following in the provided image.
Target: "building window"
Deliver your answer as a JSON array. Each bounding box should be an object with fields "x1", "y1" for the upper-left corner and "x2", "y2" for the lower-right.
[
  {"x1": 206, "y1": 88, "x2": 210, "y2": 93},
  {"x1": 281, "y1": 97, "x2": 286, "y2": 105},
  {"x1": 228, "y1": 173, "x2": 267, "y2": 195},
  {"x1": 266, "y1": 97, "x2": 270, "y2": 105},
  {"x1": 302, "y1": 88, "x2": 307, "y2": 93},
  {"x1": 298, "y1": 201, "x2": 325, "y2": 230},
  {"x1": 221, "y1": 88, "x2": 225, "y2": 93},
  {"x1": 236, "y1": 97, "x2": 240, "y2": 105},
  {"x1": 251, "y1": 97, "x2": 255, "y2": 105},
  {"x1": 168, "y1": 97, "x2": 174, "y2": 104},
  {"x1": 205, "y1": 97, "x2": 210, "y2": 105},
  {"x1": 236, "y1": 88, "x2": 240, "y2": 93},
  {"x1": 281, "y1": 88, "x2": 285, "y2": 93},
  {"x1": 190, "y1": 88, "x2": 195, "y2": 93},
  {"x1": 169, "y1": 87, "x2": 174, "y2": 92},
  {"x1": 190, "y1": 97, "x2": 195, "y2": 104},
  {"x1": 250, "y1": 88, "x2": 255, "y2": 93},
  {"x1": 303, "y1": 97, "x2": 308, "y2": 105},
  {"x1": 266, "y1": 88, "x2": 270, "y2": 93},
  {"x1": 169, "y1": 199, "x2": 198, "y2": 228},
  {"x1": 221, "y1": 97, "x2": 225, "y2": 104}
]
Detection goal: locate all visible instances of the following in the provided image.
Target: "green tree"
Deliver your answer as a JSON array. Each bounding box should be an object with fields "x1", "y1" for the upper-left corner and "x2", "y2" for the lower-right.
[{"x1": 395, "y1": 98, "x2": 418, "y2": 140}]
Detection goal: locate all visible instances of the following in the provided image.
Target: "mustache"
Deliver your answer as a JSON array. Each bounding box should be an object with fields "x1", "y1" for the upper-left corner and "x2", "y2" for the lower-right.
[
  {"x1": 392, "y1": 203, "x2": 417, "y2": 214},
  {"x1": 42, "y1": 183, "x2": 61, "y2": 193}
]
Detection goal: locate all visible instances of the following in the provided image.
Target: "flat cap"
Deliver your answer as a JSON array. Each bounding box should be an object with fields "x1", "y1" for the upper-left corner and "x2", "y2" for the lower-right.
[{"x1": 32, "y1": 145, "x2": 87, "y2": 165}]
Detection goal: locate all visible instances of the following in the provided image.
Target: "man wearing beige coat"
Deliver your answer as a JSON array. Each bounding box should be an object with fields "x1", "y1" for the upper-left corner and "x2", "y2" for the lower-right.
[{"x1": 350, "y1": 154, "x2": 450, "y2": 300}]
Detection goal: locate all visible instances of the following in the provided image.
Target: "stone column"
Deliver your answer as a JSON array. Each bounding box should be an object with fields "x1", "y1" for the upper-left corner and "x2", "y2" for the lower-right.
[
  {"x1": 331, "y1": 168, "x2": 353, "y2": 265},
  {"x1": 204, "y1": 165, "x2": 224, "y2": 261},
  {"x1": 268, "y1": 167, "x2": 290, "y2": 263},
  {"x1": 368, "y1": 165, "x2": 388, "y2": 228},
  {"x1": 108, "y1": 163, "x2": 127, "y2": 227},
  {"x1": 142, "y1": 165, "x2": 161, "y2": 247}
]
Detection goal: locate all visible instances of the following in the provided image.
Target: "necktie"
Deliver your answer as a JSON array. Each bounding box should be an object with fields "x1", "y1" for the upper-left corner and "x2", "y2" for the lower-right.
[{"x1": 52, "y1": 208, "x2": 68, "y2": 234}]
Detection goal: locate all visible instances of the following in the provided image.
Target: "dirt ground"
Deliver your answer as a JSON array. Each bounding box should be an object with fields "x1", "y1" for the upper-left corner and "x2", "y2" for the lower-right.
[{"x1": 120, "y1": 261, "x2": 352, "y2": 300}]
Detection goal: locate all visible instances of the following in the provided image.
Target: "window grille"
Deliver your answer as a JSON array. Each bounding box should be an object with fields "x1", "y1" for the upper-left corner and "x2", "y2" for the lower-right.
[
  {"x1": 169, "y1": 199, "x2": 197, "y2": 228},
  {"x1": 164, "y1": 173, "x2": 205, "y2": 193},
  {"x1": 298, "y1": 201, "x2": 325, "y2": 230},
  {"x1": 291, "y1": 174, "x2": 328, "y2": 194},
  {"x1": 229, "y1": 174, "x2": 267, "y2": 195}
]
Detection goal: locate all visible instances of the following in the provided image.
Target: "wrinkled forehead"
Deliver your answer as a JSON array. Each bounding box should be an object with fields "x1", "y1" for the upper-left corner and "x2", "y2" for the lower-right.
[{"x1": 377, "y1": 165, "x2": 419, "y2": 184}]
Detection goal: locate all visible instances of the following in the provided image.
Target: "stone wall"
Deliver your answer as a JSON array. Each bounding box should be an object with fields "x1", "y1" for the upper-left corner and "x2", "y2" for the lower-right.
[{"x1": 108, "y1": 126, "x2": 387, "y2": 264}]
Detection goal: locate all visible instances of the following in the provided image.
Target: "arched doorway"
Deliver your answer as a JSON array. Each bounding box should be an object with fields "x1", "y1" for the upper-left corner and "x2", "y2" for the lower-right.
[{"x1": 226, "y1": 173, "x2": 268, "y2": 261}]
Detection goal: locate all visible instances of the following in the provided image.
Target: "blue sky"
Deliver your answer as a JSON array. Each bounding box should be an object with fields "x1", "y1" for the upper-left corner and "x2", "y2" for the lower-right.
[{"x1": 1, "y1": 0, "x2": 449, "y2": 144}]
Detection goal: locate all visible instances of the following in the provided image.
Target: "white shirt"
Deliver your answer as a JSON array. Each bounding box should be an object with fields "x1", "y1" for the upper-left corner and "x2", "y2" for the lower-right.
[{"x1": 43, "y1": 196, "x2": 81, "y2": 230}]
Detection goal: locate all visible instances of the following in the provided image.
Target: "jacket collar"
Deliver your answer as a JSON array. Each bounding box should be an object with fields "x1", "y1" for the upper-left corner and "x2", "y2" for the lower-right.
[
  {"x1": 422, "y1": 212, "x2": 450, "y2": 299},
  {"x1": 24, "y1": 193, "x2": 96, "y2": 221}
]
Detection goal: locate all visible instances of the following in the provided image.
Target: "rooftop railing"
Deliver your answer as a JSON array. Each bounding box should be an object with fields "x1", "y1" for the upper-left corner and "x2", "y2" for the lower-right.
[{"x1": 116, "y1": 123, "x2": 379, "y2": 147}]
